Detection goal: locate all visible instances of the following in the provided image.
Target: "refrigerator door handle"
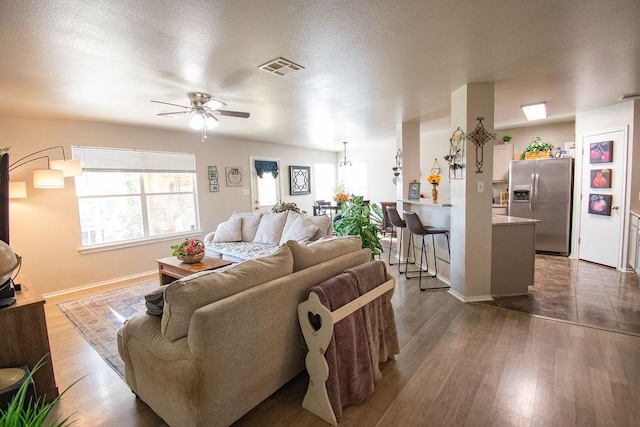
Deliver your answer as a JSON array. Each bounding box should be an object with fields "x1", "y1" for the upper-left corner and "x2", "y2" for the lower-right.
[
  {"x1": 534, "y1": 173, "x2": 540, "y2": 211},
  {"x1": 530, "y1": 173, "x2": 535, "y2": 213}
]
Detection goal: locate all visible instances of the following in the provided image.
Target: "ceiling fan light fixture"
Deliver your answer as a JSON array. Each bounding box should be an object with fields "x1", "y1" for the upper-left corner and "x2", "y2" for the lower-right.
[
  {"x1": 203, "y1": 99, "x2": 226, "y2": 110},
  {"x1": 189, "y1": 113, "x2": 205, "y2": 130},
  {"x1": 205, "y1": 113, "x2": 219, "y2": 129},
  {"x1": 521, "y1": 102, "x2": 547, "y2": 121}
]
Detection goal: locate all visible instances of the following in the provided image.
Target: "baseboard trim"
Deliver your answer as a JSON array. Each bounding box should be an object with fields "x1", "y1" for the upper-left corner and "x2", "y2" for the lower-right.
[
  {"x1": 43, "y1": 270, "x2": 156, "y2": 298},
  {"x1": 447, "y1": 288, "x2": 493, "y2": 303}
]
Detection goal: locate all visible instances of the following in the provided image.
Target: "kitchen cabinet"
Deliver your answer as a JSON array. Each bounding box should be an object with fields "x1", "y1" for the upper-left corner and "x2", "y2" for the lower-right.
[{"x1": 493, "y1": 144, "x2": 514, "y2": 182}]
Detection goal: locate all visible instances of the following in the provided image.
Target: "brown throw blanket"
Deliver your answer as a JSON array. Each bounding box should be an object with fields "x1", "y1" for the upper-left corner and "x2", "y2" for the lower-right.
[
  {"x1": 346, "y1": 261, "x2": 400, "y2": 382},
  {"x1": 309, "y1": 273, "x2": 375, "y2": 422}
]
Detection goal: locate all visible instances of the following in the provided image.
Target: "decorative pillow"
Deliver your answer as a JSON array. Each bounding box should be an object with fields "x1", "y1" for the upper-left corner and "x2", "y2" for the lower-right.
[
  {"x1": 279, "y1": 215, "x2": 319, "y2": 244},
  {"x1": 212, "y1": 217, "x2": 242, "y2": 242},
  {"x1": 252, "y1": 211, "x2": 288, "y2": 245},
  {"x1": 230, "y1": 212, "x2": 262, "y2": 242},
  {"x1": 145, "y1": 288, "x2": 165, "y2": 316},
  {"x1": 306, "y1": 215, "x2": 332, "y2": 240}
]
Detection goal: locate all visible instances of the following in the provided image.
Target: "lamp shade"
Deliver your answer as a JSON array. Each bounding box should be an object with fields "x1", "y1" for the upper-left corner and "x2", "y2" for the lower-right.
[
  {"x1": 205, "y1": 113, "x2": 219, "y2": 129},
  {"x1": 50, "y1": 159, "x2": 82, "y2": 177},
  {"x1": 33, "y1": 169, "x2": 64, "y2": 188},
  {"x1": 189, "y1": 114, "x2": 204, "y2": 130},
  {"x1": 9, "y1": 181, "x2": 27, "y2": 199}
]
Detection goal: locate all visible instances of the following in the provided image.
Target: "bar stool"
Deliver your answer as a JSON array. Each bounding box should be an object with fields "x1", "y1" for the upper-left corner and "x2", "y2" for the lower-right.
[
  {"x1": 386, "y1": 207, "x2": 409, "y2": 273},
  {"x1": 403, "y1": 211, "x2": 451, "y2": 291}
]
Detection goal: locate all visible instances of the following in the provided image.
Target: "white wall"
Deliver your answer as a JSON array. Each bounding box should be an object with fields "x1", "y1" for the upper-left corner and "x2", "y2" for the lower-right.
[
  {"x1": 2, "y1": 114, "x2": 335, "y2": 294},
  {"x1": 420, "y1": 129, "x2": 451, "y2": 204}
]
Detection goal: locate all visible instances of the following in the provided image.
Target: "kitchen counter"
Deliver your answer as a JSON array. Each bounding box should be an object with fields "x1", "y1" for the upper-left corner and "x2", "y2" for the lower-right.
[
  {"x1": 491, "y1": 215, "x2": 538, "y2": 297},
  {"x1": 492, "y1": 214, "x2": 541, "y2": 226}
]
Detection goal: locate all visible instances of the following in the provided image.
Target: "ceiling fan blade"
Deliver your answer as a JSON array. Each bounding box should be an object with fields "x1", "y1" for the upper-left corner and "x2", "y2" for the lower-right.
[
  {"x1": 203, "y1": 98, "x2": 227, "y2": 109},
  {"x1": 215, "y1": 110, "x2": 250, "y2": 118},
  {"x1": 150, "y1": 100, "x2": 190, "y2": 109},
  {"x1": 156, "y1": 110, "x2": 192, "y2": 116}
]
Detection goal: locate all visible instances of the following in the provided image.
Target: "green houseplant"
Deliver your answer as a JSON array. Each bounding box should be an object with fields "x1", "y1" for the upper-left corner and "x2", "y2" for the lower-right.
[
  {"x1": 502, "y1": 134, "x2": 512, "y2": 143},
  {"x1": 520, "y1": 136, "x2": 558, "y2": 159},
  {"x1": 334, "y1": 195, "x2": 383, "y2": 259},
  {"x1": 0, "y1": 357, "x2": 80, "y2": 426}
]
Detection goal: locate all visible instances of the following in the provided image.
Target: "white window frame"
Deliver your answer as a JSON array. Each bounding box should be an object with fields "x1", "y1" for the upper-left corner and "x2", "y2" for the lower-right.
[{"x1": 72, "y1": 146, "x2": 200, "y2": 253}]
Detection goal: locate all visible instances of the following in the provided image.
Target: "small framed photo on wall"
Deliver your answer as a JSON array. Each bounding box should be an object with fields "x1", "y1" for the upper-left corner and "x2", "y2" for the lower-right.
[
  {"x1": 589, "y1": 141, "x2": 613, "y2": 164},
  {"x1": 590, "y1": 169, "x2": 611, "y2": 189},
  {"x1": 588, "y1": 194, "x2": 612, "y2": 216}
]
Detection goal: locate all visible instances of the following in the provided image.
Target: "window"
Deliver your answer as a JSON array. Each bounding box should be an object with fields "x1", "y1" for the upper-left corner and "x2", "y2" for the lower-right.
[
  {"x1": 338, "y1": 161, "x2": 368, "y2": 198},
  {"x1": 72, "y1": 147, "x2": 199, "y2": 249},
  {"x1": 314, "y1": 163, "x2": 336, "y2": 201}
]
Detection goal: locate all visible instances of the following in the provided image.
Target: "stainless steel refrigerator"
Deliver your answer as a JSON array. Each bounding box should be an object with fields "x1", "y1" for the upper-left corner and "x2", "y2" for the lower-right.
[{"x1": 508, "y1": 157, "x2": 573, "y2": 255}]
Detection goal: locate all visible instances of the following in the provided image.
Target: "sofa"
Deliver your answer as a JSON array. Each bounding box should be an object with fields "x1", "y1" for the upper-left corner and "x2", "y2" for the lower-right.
[
  {"x1": 117, "y1": 236, "x2": 371, "y2": 427},
  {"x1": 203, "y1": 210, "x2": 333, "y2": 262}
]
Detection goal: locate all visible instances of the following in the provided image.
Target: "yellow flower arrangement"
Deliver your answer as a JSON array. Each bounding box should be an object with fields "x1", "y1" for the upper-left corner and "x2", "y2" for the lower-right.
[
  {"x1": 333, "y1": 183, "x2": 350, "y2": 204},
  {"x1": 427, "y1": 174, "x2": 441, "y2": 185}
]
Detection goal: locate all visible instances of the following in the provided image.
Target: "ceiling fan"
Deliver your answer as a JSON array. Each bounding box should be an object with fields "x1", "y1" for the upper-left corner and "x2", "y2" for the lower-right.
[{"x1": 151, "y1": 92, "x2": 250, "y2": 142}]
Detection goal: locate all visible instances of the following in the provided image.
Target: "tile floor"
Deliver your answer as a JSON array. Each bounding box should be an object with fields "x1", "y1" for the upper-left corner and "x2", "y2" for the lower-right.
[
  {"x1": 381, "y1": 236, "x2": 640, "y2": 335},
  {"x1": 475, "y1": 254, "x2": 640, "y2": 335}
]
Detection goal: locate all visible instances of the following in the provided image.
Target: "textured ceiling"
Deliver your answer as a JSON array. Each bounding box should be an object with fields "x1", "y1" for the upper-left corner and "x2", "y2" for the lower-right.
[{"x1": 0, "y1": 0, "x2": 638, "y2": 151}]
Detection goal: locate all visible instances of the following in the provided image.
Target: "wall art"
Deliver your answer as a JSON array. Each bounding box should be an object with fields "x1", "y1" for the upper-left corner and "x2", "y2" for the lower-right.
[
  {"x1": 589, "y1": 140, "x2": 613, "y2": 164},
  {"x1": 590, "y1": 168, "x2": 611, "y2": 189},
  {"x1": 225, "y1": 167, "x2": 244, "y2": 187},
  {"x1": 408, "y1": 182, "x2": 420, "y2": 200},
  {"x1": 208, "y1": 165, "x2": 219, "y2": 192},
  {"x1": 289, "y1": 165, "x2": 311, "y2": 195},
  {"x1": 588, "y1": 194, "x2": 612, "y2": 216}
]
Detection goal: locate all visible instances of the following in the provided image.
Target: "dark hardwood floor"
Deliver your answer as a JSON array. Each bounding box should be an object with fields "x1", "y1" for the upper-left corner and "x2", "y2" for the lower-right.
[{"x1": 44, "y1": 247, "x2": 640, "y2": 426}]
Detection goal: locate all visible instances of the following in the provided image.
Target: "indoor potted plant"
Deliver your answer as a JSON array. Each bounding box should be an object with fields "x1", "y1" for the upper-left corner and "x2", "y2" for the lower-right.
[
  {"x1": 333, "y1": 195, "x2": 383, "y2": 259},
  {"x1": 520, "y1": 136, "x2": 558, "y2": 159},
  {"x1": 171, "y1": 238, "x2": 205, "y2": 264}
]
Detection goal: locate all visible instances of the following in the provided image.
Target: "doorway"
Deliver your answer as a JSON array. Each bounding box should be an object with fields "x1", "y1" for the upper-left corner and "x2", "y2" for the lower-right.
[
  {"x1": 577, "y1": 127, "x2": 628, "y2": 268},
  {"x1": 249, "y1": 157, "x2": 281, "y2": 213}
]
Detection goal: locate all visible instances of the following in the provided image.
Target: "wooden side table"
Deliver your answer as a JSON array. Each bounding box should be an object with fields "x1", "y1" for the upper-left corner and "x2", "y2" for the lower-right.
[
  {"x1": 0, "y1": 276, "x2": 58, "y2": 401},
  {"x1": 157, "y1": 257, "x2": 233, "y2": 285}
]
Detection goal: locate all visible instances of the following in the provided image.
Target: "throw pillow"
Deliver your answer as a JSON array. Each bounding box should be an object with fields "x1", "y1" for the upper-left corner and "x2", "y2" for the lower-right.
[
  {"x1": 213, "y1": 217, "x2": 242, "y2": 242},
  {"x1": 252, "y1": 211, "x2": 288, "y2": 245},
  {"x1": 145, "y1": 288, "x2": 165, "y2": 316},
  {"x1": 279, "y1": 215, "x2": 319, "y2": 245},
  {"x1": 230, "y1": 212, "x2": 262, "y2": 241},
  {"x1": 306, "y1": 215, "x2": 332, "y2": 240}
]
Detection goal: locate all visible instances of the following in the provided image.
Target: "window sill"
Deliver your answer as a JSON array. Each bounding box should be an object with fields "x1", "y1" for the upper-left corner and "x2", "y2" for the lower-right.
[{"x1": 79, "y1": 231, "x2": 204, "y2": 254}]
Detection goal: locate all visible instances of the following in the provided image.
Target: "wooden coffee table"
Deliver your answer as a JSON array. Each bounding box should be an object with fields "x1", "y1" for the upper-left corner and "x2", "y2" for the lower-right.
[{"x1": 157, "y1": 256, "x2": 234, "y2": 285}]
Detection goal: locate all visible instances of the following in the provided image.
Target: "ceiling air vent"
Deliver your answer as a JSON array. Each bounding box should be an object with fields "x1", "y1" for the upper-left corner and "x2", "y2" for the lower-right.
[
  {"x1": 618, "y1": 92, "x2": 640, "y2": 101},
  {"x1": 258, "y1": 57, "x2": 304, "y2": 76}
]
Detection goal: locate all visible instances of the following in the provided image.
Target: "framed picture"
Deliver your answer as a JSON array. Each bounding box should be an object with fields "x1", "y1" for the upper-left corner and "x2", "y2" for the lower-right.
[
  {"x1": 589, "y1": 140, "x2": 613, "y2": 163},
  {"x1": 225, "y1": 167, "x2": 244, "y2": 187},
  {"x1": 408, "y1": 182, "x2": 420, "y2": 200},
  {"x1": 588, "y1": 194, "x2": 612, "y2": 216},
  {"x1": 289, "y1": 165, "x2": 311, "y2": 195},
  {"x1": 209, "y1": 184, "x2": 219, "y2": 192},
  {"x1": 590, "y1": 168, "x2": 611, "y2": 189}
]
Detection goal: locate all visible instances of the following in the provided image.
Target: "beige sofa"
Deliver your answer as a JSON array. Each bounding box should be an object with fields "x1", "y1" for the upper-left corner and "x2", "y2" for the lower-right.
[{"x1": 117, "y1": 236, "x2": 370, "y2": 427}]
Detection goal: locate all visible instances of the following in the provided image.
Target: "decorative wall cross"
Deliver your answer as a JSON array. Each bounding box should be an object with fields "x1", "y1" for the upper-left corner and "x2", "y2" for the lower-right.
[{"x1": 467, "y1": 117, "x2": 496, "y2": 173}]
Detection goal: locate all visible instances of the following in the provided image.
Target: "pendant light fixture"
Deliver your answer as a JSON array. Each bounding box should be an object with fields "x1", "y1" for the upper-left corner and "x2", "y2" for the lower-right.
[{"x1": 339, "y1": 141, "x2": 352, "y2": 167}]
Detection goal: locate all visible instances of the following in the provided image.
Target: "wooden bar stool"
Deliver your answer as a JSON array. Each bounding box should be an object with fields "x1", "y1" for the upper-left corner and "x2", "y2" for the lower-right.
[
  {"x1": 403, "y1": 211, "x2": 450, "y2": 291},
  {"x1": 386, "y1": 207, "x2": 409, "y2": 273}
]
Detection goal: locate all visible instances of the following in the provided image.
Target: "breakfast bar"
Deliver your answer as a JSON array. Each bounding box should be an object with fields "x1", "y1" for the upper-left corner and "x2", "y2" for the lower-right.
[{"x1": 400, "y1": 200, "x2": 539, "y2": 297}]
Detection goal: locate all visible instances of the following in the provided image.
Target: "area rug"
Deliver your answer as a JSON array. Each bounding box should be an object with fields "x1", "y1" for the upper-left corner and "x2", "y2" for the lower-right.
[{"x1": 57, "y1": 280, "x2": 160, "y2": 380}]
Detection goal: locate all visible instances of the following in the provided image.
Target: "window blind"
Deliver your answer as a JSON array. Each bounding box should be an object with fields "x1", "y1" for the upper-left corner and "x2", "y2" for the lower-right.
[{"x1": 72, "y1": 147, "x2": 196, "y2": 173}]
